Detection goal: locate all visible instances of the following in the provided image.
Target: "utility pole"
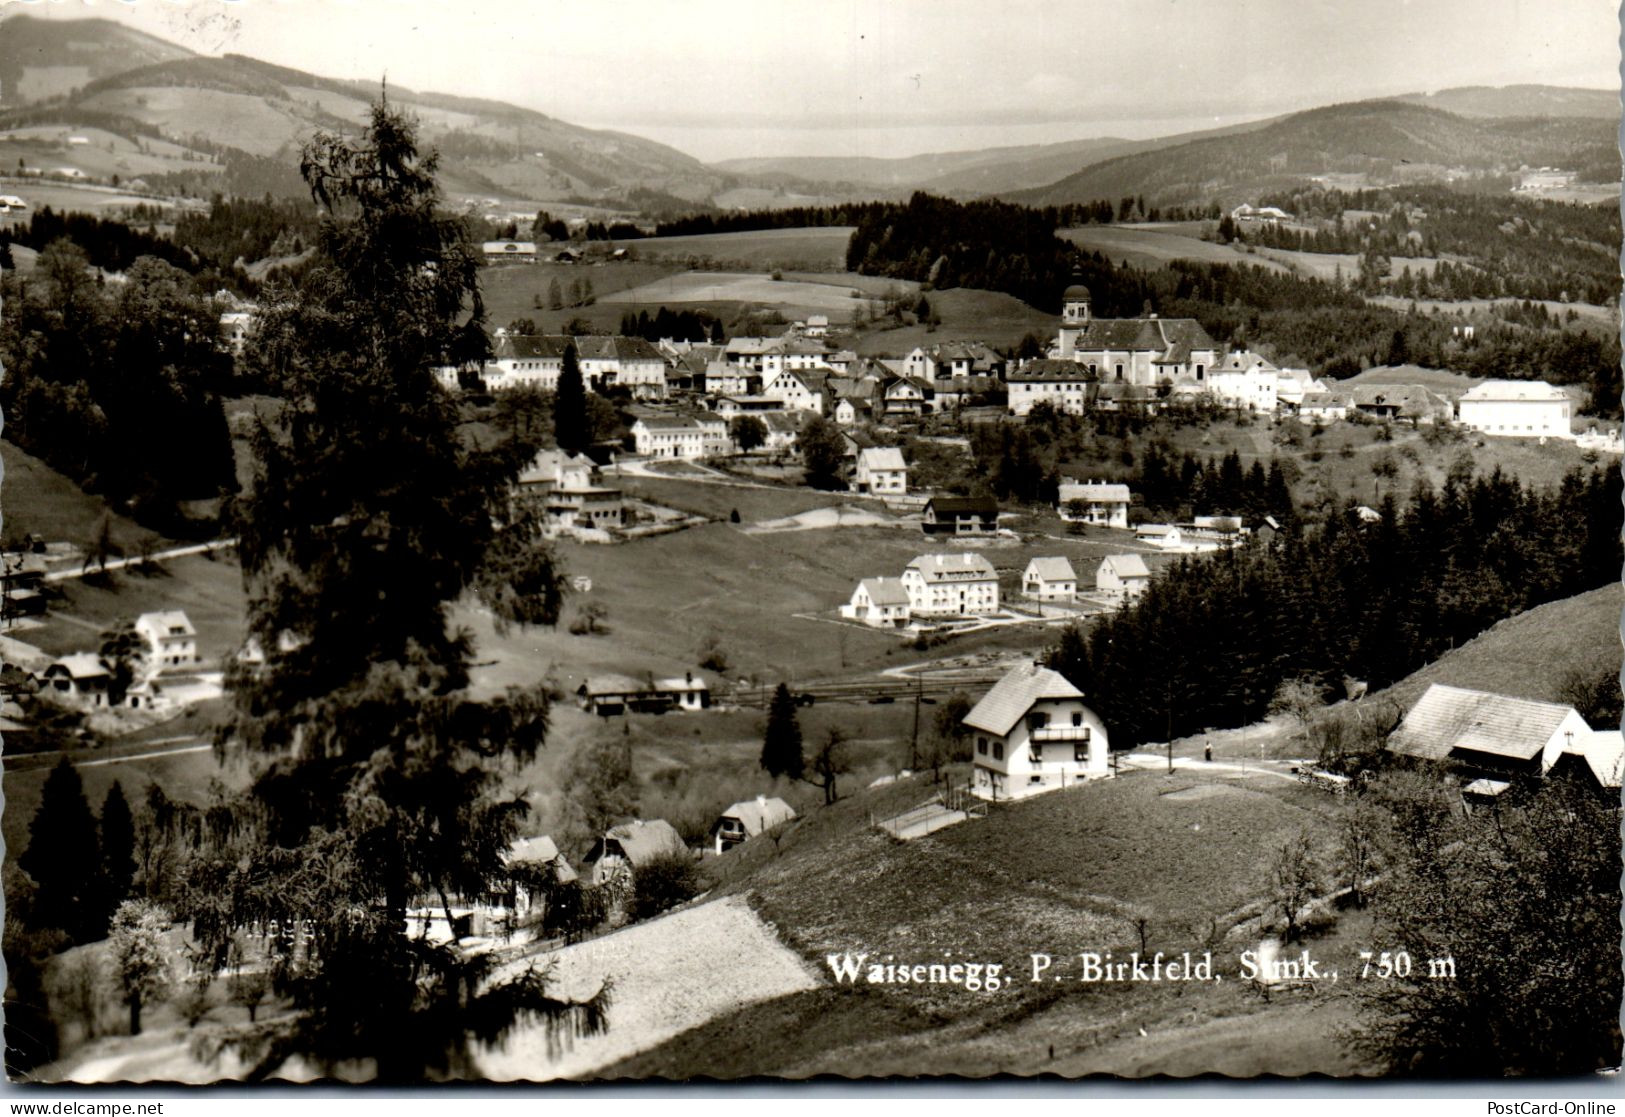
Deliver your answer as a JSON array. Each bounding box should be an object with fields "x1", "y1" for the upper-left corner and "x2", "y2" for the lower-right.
[{"x1": 909, "y1": 673, "x2": 922, "y2": 770}]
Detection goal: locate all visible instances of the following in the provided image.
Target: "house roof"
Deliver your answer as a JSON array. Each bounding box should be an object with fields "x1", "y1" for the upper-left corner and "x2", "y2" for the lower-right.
[
  {"x1": 635, "y1": 413, "x2": 725, "y2": 431},
  {"x1": 579, "y1": 673, "x2": 649, "y2": 698},
  {"x1": 906, "y1": 553, "x2": 996, "y2": 580},
  {"x1": 1136, "y1": 523, "x2": 1177, "y2": 536},
  {"x1": 1460, "y1": 379, "x2": 1568, "y2": 403},
  {"x1": 715, "y1": 796, "x2": 796, "y2": 838},
  {"x1": 1349, "y1": 384, "x2": 1451, "y2": 416},
  {"x1": 50, "y1": 653, "x2": 108, "y2": 680},
  {"x1": 1388, "y1": 684, "x2": 1581, "y2": 762},
  {"x1": 1569, "y1": 729, "x2": 1623, "y2": 789},
  {"x1": 1058, "y1": 482, "x2": 1130, "y2": 504},
  {"x1": 655, "y1": 675, "x2": 709, "y2": 693},
  {"x1": 599, "y1": 819, "x2": 687, "y2": 866},
  {"x1": 1011, "y1": 359, "x2": 1092, "y2": 382},
  {"x1": 1069, "y1": 317, "x2": 1218, "y2": 356},
  {"x1": 858, "y1": 447, "x2": 907, "y2": 472},
  {"x1": 858, "y1": 577, "x2": 911, "y2": 606},
  {"x1": 925, "y1": 496, "x2": 998, "y2": 519},
  {"x1": 963, "y1": 663, "x2": 1085, "y2": 736},
  {"x1": 1026, "y1": 557, "x2": 1076, "y2": 582},
  {"x1": 507, "y1": 834, "x2": 563, "y2": 864},
  {"x1": 518, "y1": 448, "x2": 592, "y2": 486},
  {"x1": 1101, "y1": 553, "x2": 1151, "y2": 579},
  {"x1": 138, "y1": 610, "x2": 195, "y2": 637}
]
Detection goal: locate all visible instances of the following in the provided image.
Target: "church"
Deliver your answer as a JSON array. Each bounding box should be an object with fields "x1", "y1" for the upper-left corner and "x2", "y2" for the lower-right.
[{"x1": 1051, "y1": 285, "x2": 1222, "y2": 389}]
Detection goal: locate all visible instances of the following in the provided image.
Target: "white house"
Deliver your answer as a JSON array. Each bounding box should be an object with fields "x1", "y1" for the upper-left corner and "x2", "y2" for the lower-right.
[
  {"x1": 840, "y1": 578, "x2": 912, "y2": 628},
  {"x1": 1135, "y1": 523, "x2": 1182, "y2": 549},
  {"x1": 1457, "y1": 380, "x2": 1572, "y2": 439},
  {"x1": 901, "y1": 553, "x2": 999, "y2": 617},
  {"x1": 1022, "y1": 557, "x2": 1077, "y2": 601},
  {"x1": 136, "y1": 611, "x2": 199, "y2": 673},
  {"x1": 763, "y1": 369, "x2": 828, "y2": 415},
  {"x1": 1056, "y1": 481, "x2": 1131, "y2": 528},
  {"x1": 631, "y1": 414, "x2": 730, "y2": 459},
  {"x1": 41, "y1": 653, "x2": 113, "y2": 708},
  {"x1": 583, "y1": 819, "x2": 689, "y2": 886},
  {"x1": 964, "y1": 662, "x2": 1109, "y2": 801},
  {"x1": 1206, "y1": 350, "x2": 1280, "y2": 413},
  {"x1": 219, "y1": 310, "x2": 253, "y2": 356},
  {"x1": 1054, "y1": 285, "x2": 1222, "y2": 388},
  {"x1": 1096, "y1": 553, "x2": 1151, "y2": 600},
  {"x1": 1007, "y1": 360, "x2": 1094, "y2": 417},
  {"x1": 482, "y1": 240, "x2": 537, "y2": 263},
  {"x1": 1296, "y1": 390, "x2": 1349, "y2": 423},
  {"x1": 853, "y1": 447, "x2": 908, "y2": 495},
  {"x1": 712, "y1": 796, "x2": 797, "y2": 854}
]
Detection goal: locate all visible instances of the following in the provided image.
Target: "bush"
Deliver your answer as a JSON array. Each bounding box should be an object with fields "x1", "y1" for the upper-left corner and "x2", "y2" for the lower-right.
[{"x1": 628, "y1": 853, "x2": 702, "y2": 922}]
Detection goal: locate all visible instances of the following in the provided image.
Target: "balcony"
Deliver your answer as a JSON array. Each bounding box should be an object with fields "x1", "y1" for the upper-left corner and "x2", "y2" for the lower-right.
[{"x1": 1031, "y1": 725, "x2": 1090, "y2": 742}]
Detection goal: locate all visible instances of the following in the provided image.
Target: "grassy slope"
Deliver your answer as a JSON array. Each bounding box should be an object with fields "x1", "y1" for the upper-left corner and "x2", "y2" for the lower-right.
[
  {"x1": 26, "y1": 552, "x2": 246, "y2": 662},
  {"x1": 480, "y1": 260, "x2": 682, "y2": 330},
  {"x1": 1, "y1": 439, "x2": 157, "y2": 550},
  {"x1": 1365, "y1": 581, "x2": 1622, "y2": 714},
  {"x1": 612, "y1": 228, "x2": 854, "y2": 270},
  {"x1": 604, "y1": 766, "x2": 1375, "y2": 1078},
  {"x1": 854, "y1": 288, "x2": 1056, "y2": 353}
]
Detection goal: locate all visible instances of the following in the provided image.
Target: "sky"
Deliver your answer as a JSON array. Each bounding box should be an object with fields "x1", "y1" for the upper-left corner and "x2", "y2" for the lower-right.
[{"x1": 7, "y1": 0, "x2": 1621, "y2": 162}]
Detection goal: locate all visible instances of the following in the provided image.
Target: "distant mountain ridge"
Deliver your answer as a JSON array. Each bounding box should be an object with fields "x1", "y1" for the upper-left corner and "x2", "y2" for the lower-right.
[
  {"x1": 0, "y1": 13, "x2": 745, "y2": 208},
  {"x1": 1002, "y1": 98, "x2": 1620, "y2": 209},
  {"x1": 1393, "y1": 84, "x2": 1619, "y2": 119}
]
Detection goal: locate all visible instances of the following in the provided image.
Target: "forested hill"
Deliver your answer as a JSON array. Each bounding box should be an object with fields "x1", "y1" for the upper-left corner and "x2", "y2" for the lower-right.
[{"x1": 1006, "y1": 100, "x2": 1619, "y2": 209}]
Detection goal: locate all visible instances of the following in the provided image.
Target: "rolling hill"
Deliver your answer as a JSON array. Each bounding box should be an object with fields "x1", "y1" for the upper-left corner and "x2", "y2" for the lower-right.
[
  {"x1": 0, "y1": 14, "x2": 751, "y2": 209},
  {"x1": 1394, "y1": 84, "x2": 1620, "y2": 119},
  {"x1": 1005, "y1": 99, "x2": 1620, "y2": 209},
  {"x1": 0, "y1": 15, "x2": 195, "y2": 106}
]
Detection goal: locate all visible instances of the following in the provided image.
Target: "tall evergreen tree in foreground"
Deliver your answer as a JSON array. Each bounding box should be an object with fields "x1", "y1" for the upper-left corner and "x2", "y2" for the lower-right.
[
  {"x1": 19, "y1": 758, "x2": 104, "y2": 945},
  {"x1": 189, "y1": 98, "x2": 604, "y2": 1081}
]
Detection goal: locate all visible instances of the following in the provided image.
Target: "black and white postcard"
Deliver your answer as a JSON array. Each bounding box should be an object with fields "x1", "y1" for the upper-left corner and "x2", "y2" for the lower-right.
[{"x1": 0, "y1": 0, "x2": 1619, "y2": 1087}]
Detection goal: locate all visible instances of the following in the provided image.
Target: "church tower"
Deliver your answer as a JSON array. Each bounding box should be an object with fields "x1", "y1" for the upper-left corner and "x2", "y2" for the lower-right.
[{"x1": 1061, "y1": 283, "x2": 1092, "y2": 326}]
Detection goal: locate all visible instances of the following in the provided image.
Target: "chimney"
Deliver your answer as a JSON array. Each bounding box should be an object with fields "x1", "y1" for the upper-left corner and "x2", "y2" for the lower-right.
[
  {"x1": 686, "y1": 670, "x2": 693, "y2": 685},
  {"x1": 757, "y1": 794, "x2": 767, "y2": 805}
]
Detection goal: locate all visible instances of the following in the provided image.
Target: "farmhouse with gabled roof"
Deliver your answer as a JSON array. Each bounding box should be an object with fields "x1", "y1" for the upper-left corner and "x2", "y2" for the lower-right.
[{"x1": 963, "y1": 662, "x2": 1109, "y2": 801}]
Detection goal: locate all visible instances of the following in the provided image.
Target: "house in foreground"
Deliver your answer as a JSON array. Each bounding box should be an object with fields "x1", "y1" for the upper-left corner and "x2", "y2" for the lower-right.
[
  {"x1": 1386, "y1": 683, "x2": 1595, "y2": 797},
  {"x1": 963, "y1": 662, "x2": 1109, "y2": 801},
  {"x1": 712, "y1": 795, "x2": 797, "y2": 854}
]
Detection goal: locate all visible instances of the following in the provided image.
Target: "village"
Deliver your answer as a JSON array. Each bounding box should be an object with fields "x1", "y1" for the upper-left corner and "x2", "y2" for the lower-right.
[{"x1": 0, "y1": 3, "x2": 1620, "y2": 1090}]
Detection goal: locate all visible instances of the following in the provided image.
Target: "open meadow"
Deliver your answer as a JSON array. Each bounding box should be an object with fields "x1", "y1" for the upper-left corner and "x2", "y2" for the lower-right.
[
  {"x1": 603, "y1": 271, "x2": 879, "y2": 320},
  {"x1": 853, "y1": 288, "x2": 1056, "y2": 353},
  {"x1": 606, "y1": 763, "x2": 1381, "y2": 1078},
  {"x1": 612, "y1": 227, "x2": 854, "y2": 270},
  {"x1": 1060, "y1": 224, "x2": 1296, "y2": 275}
]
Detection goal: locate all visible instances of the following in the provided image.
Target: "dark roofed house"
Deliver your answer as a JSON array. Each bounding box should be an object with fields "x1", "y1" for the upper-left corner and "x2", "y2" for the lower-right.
[{"x1": 922, "y1": 495, "x2": 999, "y2": 536}]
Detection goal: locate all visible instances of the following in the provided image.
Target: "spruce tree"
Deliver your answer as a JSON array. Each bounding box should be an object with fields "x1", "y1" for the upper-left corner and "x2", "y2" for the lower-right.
[
  {"x1": 761, "y1": 683, "x2": 804, "y2": 780},
  {"x1": 553, "y1": 341, "x2": 588, "y2": 454},
  {"x1": 187, "y1": 97, "x2": 604, "y2": 1081},
  {"x1": 20, "y1": 759, "x2": 104, "y2": 944},
  {"x1": 100, "y1": 781, "x2": 137, "y2": 918}
]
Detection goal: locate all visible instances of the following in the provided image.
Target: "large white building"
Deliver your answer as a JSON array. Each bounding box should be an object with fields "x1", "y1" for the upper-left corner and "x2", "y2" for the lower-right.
[
  {"x1": 963, "y1": 662, "x2": 1110, "y2": 801},
  {"x1": 1204, "y1": 350, "x2": 1280, "y2": 413},
  {"x1": 901, "y1": 553, "x2": 999, "y2": 616},
  {"x1": 1053, "y1": 285, "x2": 1221, "y2": 388},
  {"x1": 1007, "y1": 360, "x2": 1094, "y2": 416},
  {"x1": 630, "y1": 414, "x2": 730, "y2": 459},
  {"x1": 1457, "y1": 380, "x2": 1572, "y2": 439}
]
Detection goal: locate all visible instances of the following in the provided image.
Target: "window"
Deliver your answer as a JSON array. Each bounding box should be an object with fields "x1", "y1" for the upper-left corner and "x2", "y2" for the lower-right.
[
  {"x1": 1026, "y1": 711, "x2": 1049, "y2": 731},
  {"x1": 1030, "y1": 775, "x2": 1043, "y2": 785},
  {"x1": 1071, "y1": 711, "x2": 1083, "y2": 727},
  {"x1": 1030, "y1": 745, "x2": 1042, "y2": 764},
  {"x1": 977, "y1": 736, "x2": 988, "y2": 756},
  {"x1": 1115, "y1": 364, "x2": 1124, "y2": 380},
  {"x1": 993, "y1": 741, "x2": 1004, "y2": 761},
  {"x1": 1074, "y1": 743, "x2": 1089, "y2": 763}
]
